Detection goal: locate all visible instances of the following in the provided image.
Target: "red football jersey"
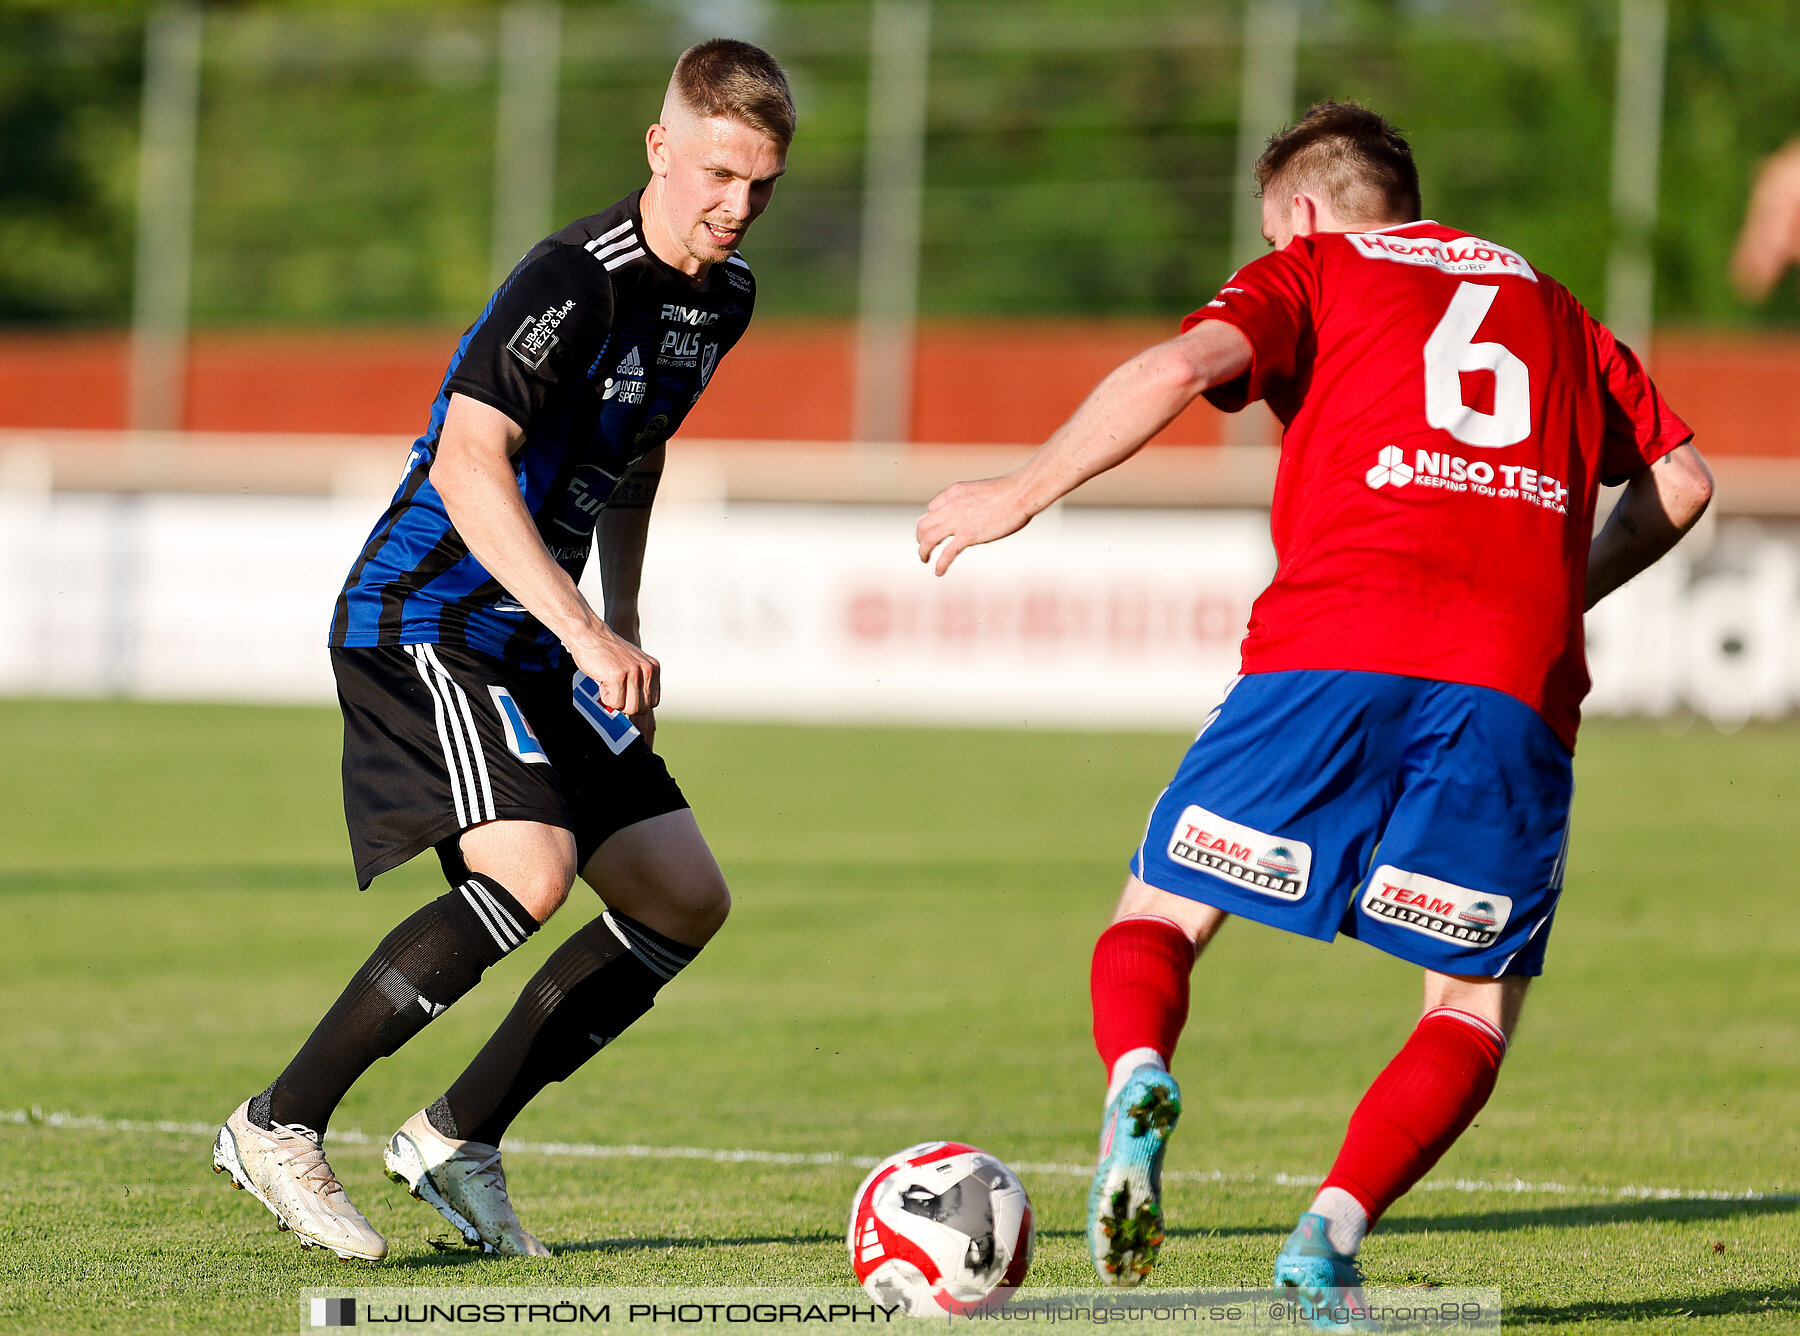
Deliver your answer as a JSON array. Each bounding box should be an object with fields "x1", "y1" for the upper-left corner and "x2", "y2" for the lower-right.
[{"x1": 1185, "y1": 221, "x2": 1691, "y2": 750}]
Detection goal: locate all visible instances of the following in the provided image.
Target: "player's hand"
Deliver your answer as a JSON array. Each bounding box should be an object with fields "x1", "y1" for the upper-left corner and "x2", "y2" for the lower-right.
[
  {"x1": 571, "y1": 625, "x2": 661, "y2": 717},
  {"x1": 631, "y1": 706, "x2": 657, "y2": 753},
  {"x1": 916, "y1": 476, "x2": 1033, "y2": 576}
]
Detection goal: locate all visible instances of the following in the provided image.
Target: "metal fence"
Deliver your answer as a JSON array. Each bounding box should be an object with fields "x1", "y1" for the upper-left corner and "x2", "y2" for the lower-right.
[{"x1": 14, "y1": 0, "x2": 1800, "y2": 442}]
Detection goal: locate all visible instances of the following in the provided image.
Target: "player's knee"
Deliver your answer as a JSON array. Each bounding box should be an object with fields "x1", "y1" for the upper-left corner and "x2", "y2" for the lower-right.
[
  {"x1": 629, "y1": 866, "x2": 730, "y2": 947},
  {"x1": 452, "y1": 822, "x2": 578, "y2": 924},
  {"x1": 690, "y1": 870, "x2": 731, "y2": 937},
  {"x1": 509, "y1": 870, "x2": 573, "y2": 923}
]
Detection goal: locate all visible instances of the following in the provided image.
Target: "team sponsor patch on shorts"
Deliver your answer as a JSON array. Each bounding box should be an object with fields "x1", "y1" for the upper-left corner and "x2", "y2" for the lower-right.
[
  {"x1": 1360, "y1": 865, "x2": 1513, "y2": 947},
  {"x1": 571, "y1": 671, "x2": 641, "y2": 755},
  {"x1": 1166, "y1": 804, "x2": 1311, "y2": 900},
  {"x1": 488, "y1": 686, "x2": 551, "y2": 765}
]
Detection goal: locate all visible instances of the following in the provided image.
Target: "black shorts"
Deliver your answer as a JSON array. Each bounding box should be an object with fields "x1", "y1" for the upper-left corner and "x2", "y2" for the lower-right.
[{"x1": 332, "y1": 643, "x2": 688, "y2": 889}]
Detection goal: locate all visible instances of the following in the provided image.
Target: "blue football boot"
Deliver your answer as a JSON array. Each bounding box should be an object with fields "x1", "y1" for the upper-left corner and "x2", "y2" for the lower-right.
[
  {"x1": 1272, "y1": 1212, "x2": 1381, "y2": 1331},
  {"x1": 1086, "y1": 1065, "x2": 1182, "y2": 1286}
]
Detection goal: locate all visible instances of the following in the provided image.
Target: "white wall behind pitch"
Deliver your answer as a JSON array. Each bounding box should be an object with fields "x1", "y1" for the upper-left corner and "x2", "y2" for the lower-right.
[
  {"x1": 1, "y1": 490, "x2": 1795, "y2": 732},
  {"x1": 629, "y1": 504, "x2": 1273, "y2": 727}
]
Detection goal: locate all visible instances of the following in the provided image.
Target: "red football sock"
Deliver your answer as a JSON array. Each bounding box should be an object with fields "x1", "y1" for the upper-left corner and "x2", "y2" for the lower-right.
[
  {"x1": 1090, "y1": 915, "x2": 1196, "y2": 1072},
  {"x1": 1321, "y1": 1007, "x2": 1508, "y2": 1224}
]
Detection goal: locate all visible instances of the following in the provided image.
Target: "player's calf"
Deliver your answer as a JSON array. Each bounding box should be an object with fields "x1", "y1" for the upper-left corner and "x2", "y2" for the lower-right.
[
  {"x1": 1274, "y1": 1004, "x2": 1508, "y2": 1326},
  {"x1": 247, "y1": 873, "x2": 542, "y2": 1136},
  {"x1": 1085, "y1": 911, "x2": 1198, "y2": 1286},
  {"x1": 432, "y1": 908, "x2": 704, "y2": 1149}
]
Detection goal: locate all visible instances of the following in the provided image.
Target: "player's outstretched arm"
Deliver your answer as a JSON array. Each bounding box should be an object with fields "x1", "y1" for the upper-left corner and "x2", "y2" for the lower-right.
[
  {"x1": 593, "y1": 442, "x2": 665, "y2": 746},
  {"x1": 916, "y1": 321, "x2": 1253, "y2": 575},
  {"x1": 432, "y1": 392, "x2": 660, "y2": 715},
  {"x1": 1585, "y1": 442, "x2": 1713, "y2": 610}
]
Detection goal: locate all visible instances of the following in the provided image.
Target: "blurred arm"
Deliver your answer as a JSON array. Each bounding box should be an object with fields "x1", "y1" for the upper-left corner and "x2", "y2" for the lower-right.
[
  {"x1": 432, "y1": 392, "x2": 660, "y2": 715},
  {"x1": 1586, "y1": 442, "x2": 1714, "y2": 610},
  {"x1": 1731, "y1": 139, "x2": 1800, "y2": 301},
  {"x1": 594, "y1": 444, "x2": 665, "y2": 643},
  {"x1": 915, "y1": 321, "x2": 1253, "y2": 575},
  {"x1": 593, "y1": 443, "x2": 665, "y2": 744}
]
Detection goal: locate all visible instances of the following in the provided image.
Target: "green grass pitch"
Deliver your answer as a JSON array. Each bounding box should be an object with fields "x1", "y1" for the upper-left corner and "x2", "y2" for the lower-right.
[{"x1": 1, "y1": 700, "x2": 1796, "y2": 1333}]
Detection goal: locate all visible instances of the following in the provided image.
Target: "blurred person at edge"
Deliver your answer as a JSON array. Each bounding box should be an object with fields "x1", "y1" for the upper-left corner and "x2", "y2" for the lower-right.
[{"x1": 1734, "y1": 138, "x2": 1800, "y2": 300}]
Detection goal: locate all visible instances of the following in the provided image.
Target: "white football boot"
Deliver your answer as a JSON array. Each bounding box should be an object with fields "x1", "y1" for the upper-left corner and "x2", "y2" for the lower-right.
[
  {"x1": 211, "y1": 1099, "x2": 387, "y2": 1261},
  {"x1": 384, "y1": 1109, "x2": 550, "y2": 1256}
]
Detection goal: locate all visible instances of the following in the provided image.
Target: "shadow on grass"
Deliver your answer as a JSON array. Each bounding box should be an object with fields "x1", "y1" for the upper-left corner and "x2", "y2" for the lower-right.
[
  {"x1": 385, "y1": 1232, "x2": 844, "y2": 1270},
  {"x1": 1509, "y1": 1285, "x2": 1800, "y2": 1324},
  {"x1": 1035, "y1": 1192, "x2": 1800, "y2": 1244},
  {"x1": 556, "y1": 1232, "x2": 844, "y2": 1254},
  {"x1": 1373, "y1": 1193, "x2": 1800, "y2": 1236},
  {"x1": 0, "y1": 861, "x2": 347, "y2": 895}
]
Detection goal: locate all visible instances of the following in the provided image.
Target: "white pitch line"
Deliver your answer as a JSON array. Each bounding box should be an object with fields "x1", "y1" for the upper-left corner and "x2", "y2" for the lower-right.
[{"x1": 6, "y1": 1107, "x2": 1794, "y2": 1205}]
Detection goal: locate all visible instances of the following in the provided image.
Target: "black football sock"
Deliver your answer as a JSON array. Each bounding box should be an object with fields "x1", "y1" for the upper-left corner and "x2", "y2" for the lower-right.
[
  {"x1": 432, "y1": 910, "x2": 699, "y2": 1146},
  {"x1": 252, "y1": 874, "x2": 539, "y2": 1134}
]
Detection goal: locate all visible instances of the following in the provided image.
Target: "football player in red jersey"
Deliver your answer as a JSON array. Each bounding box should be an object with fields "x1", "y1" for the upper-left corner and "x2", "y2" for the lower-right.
[{"x1": 918, "y1": 102, "x2": 1712, "y2": 1310}]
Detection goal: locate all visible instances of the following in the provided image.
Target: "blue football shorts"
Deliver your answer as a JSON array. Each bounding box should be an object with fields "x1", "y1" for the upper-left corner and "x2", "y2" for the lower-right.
[{"x1": 1132, "y1": 669, "x2": 1574, "y2": 977}]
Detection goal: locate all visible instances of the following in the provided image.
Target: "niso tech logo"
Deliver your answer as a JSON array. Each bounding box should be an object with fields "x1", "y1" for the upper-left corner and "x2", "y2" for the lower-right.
[
  {"x1": 1365, "y1": 445, "x2": 1569, "y2": 514},
  {"x1": 1365, "y1": 445, "x2": 1414, "y2": 489}
]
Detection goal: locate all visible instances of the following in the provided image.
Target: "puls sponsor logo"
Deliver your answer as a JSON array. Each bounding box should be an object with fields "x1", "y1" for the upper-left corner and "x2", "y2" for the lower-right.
[
  {"x1": 1360, "y1": 864, "x2": 1514, "y2": 947},
  {"x1": 505, "y1": 299, "x2": 577, "y2": 370},
  {"x1": 1166, "y1": 804, "x2": 1311, "y2": 900},
  {"x1": 1365, "y1": 445, "x2": 1568, "y2": 513},
  {"x1": 658, "y1": 328, "x2": 703, "y2": 367},
  {"x1": 1348, "y1": 232, "x2": 1538, "y2": 282}
]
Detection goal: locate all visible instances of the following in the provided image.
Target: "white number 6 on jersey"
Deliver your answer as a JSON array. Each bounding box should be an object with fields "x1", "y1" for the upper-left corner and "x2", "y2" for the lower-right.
[{"x1": 1423, "y1": 281, "x2": 1531, "y2": 448}]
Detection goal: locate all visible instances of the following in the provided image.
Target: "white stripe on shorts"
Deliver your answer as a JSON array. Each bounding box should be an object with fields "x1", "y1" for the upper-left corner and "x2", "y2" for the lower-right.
[
  {"x1": 405, "y1": 645, "x2": 496, "y2": 827},
  {"x1": 421, "y1": 644, "x2": 496, "y2": 822},
  {"x1": 406, "y1": 645, "x2": 470, "y2": 828}
]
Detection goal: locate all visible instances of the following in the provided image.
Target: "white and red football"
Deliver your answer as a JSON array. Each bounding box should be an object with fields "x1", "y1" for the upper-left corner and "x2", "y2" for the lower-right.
[{"x1": 847, "y1": 1141, "x2": 1034, "y2": 1316}]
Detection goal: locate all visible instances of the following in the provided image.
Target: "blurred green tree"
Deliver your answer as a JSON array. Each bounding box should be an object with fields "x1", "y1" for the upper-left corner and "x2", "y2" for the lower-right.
[{"x1": 1, "y1": 0, "x2": 1797, "y2": 329}]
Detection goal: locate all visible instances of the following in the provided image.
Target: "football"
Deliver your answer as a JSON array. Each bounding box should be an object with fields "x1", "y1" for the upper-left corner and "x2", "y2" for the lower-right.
[{"x1": 847, "y1": 1141, "x2": 1034, "y2": 1316}]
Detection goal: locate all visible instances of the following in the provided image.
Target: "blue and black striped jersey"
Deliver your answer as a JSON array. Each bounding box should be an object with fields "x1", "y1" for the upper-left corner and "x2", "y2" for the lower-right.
[{"x1": 330, "y1": 189, "x2": 755, "y2": 669}]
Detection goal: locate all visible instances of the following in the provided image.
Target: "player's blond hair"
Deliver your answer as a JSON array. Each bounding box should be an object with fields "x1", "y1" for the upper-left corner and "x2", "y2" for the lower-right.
[
  {"x1": 669, "y1": 38, "x2": 796, "y2": 148},
  {"x1": 1255, "y1": 100, "x2": 1421, "y2": 226}
]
